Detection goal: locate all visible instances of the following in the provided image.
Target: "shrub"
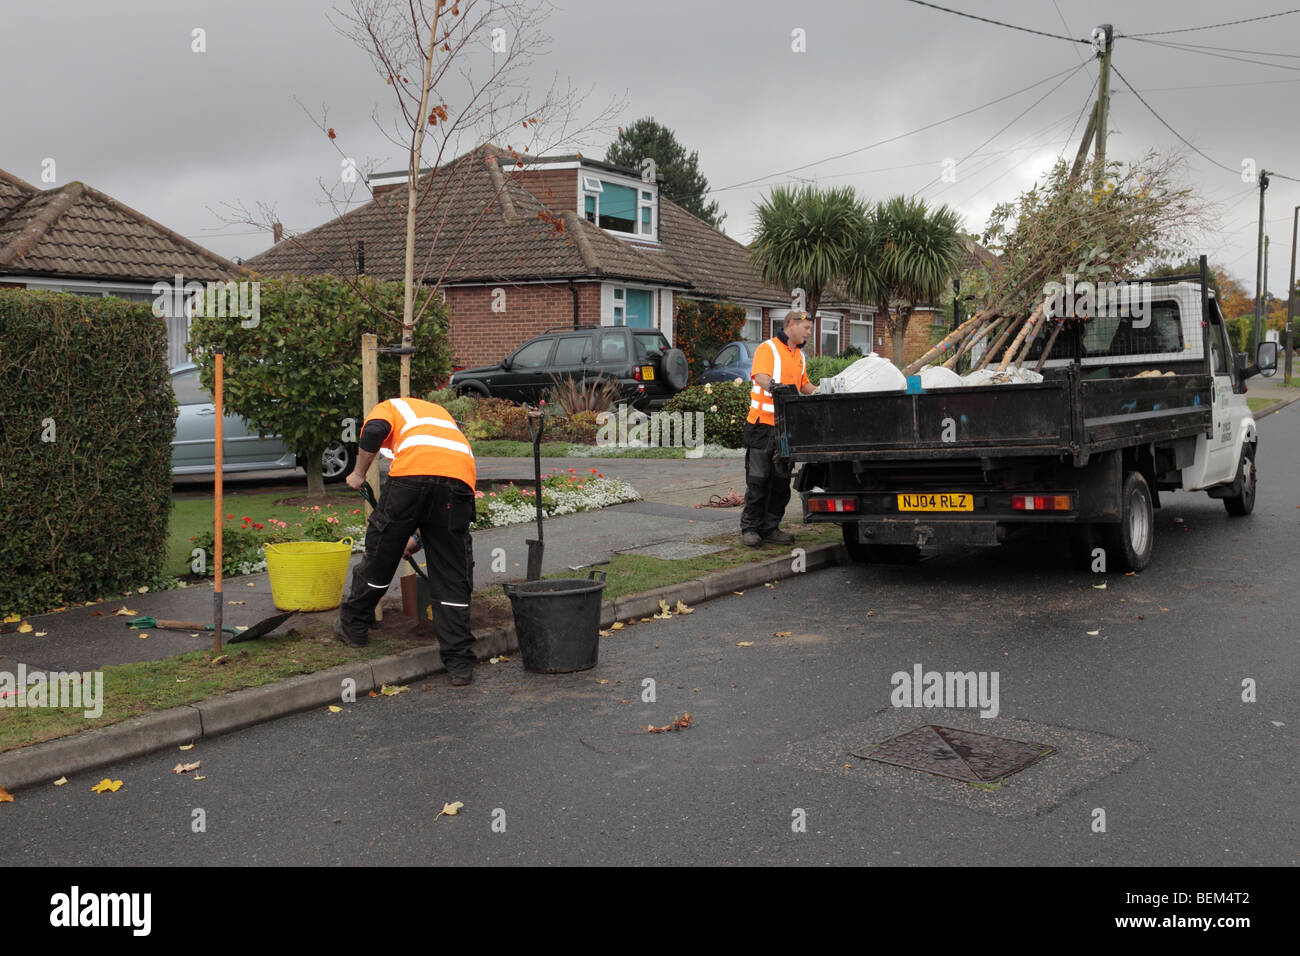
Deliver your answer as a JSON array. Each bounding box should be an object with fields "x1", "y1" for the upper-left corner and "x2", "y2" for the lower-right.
[
  {"x1": 425, "y1": 386, "x2": 476, "y2": 427},
  {"x1": 838, "y1": 345, "x2": 863, "y2": 359},
  {"x1": 0, "y1": 290, "x2": 174, "y2": 612},
  {"x1": 663, "y1": 380, "x2": 750, "y2": 448},
  {"x1": 468, "y1": 397, "x2": 532, "y2": 442},
  {"x1": 543, "y1": 376, "x2": 620, "y2": 416},
  {"x1": 675, "y1": 298, "x2": 746, "y2": 379},
  {"x1": 805, "y1": 355, "x2": 857, "y2": 384},
  {"x1": 545, "y1": 410, "x2": 599, "y2": 445}
]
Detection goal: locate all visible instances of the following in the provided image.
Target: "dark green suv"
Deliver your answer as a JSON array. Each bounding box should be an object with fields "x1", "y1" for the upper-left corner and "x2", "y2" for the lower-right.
[{"x1": 449, "y1": 326, "x2": 690, "y2": 408}]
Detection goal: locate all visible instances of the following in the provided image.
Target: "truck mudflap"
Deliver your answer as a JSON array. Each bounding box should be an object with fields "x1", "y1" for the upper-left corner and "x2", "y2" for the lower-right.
[{"x1": 846, "y1": 519, "x2": 1002, "y2": 549}]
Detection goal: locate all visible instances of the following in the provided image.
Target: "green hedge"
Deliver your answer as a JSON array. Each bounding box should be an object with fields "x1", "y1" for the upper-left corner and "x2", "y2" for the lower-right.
[
  {"x1": 663, "y1": 380, "x2": 750, "y2": 448},
  {"x1": 0, "y1": 290, "x2": 174, "y2": 613}
]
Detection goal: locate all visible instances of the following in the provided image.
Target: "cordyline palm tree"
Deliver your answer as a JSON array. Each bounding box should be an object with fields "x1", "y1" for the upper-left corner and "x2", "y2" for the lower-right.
[
  {"x1": 850, "y1": 196, "x2": 963, "y2": 366},
  {"x1": 750, "y1": 185, "x2": 870, "y2": 322}
]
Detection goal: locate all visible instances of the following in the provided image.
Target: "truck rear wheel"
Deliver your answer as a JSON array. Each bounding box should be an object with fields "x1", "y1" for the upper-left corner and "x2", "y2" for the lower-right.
[
  {"x1": 1102, "y1": 472, "x2": 1154, "y2": 572},
  {"x1": 1223, "y1": 446, "x2": 1256, "y2": 516},
  {"x1": 840, "y1": 524, "x2": 922, "y2": 565}
]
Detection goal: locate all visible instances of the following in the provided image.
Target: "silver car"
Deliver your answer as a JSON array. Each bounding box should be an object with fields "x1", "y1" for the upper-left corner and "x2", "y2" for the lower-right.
[{"x1": 170, "y1": 363, "x2": 356, "y2": 480}]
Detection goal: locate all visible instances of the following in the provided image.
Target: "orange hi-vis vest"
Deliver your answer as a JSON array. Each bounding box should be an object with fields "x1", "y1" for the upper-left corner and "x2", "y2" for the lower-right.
[
  {"x1": 747, "y1": 336, "x2": 809, "y2": 426},
  {"x1": 366, "y1": 397, "x2": 476, "y2": 490}
]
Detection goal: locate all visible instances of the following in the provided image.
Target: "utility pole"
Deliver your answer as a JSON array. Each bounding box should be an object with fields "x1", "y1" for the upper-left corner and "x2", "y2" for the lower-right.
[
  {"x1": 1286, "y1": 205, "x2": 1297, "y2": 383},
  {"x1": 1254, "y1": 170, "x2": 1270, "y2": 349},
  {"x1": 1093, "y1": 24, "x2": 1114, "y2": 191}
]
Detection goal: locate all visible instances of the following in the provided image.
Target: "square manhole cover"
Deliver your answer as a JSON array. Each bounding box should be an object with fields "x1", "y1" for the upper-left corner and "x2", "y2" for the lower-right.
[
  {"x1": 626, "y1": 542, "x2": 727, "y2": 561},
  {"x1": 853, "y1": 724, "x2": 1054, "y2": 784}
]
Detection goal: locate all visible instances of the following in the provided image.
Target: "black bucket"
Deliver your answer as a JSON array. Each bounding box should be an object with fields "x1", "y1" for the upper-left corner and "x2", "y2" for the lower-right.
[{"x1": 503, "y1": 571, "x2": 607, "y2": 673}]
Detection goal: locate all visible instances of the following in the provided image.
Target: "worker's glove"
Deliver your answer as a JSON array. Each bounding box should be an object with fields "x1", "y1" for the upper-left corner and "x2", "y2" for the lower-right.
[{"x1": 403, "y1": 533, "x2": 422, "y2": 558}]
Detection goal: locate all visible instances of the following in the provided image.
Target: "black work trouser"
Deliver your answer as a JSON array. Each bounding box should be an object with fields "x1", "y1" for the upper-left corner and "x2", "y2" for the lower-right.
[
  {"x1": 740, "y1": 422, "x2": 792, "y2": 536},
  {"x1": 339, "y1": 475, "x2": 477, "y2": 676}
]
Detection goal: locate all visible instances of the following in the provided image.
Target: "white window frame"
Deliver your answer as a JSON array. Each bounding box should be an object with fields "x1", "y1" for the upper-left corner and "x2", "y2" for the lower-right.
[
  {"x1": 818, "y1": 313, "x2": 841, "y2": 356},
  {"x1": 742, "y1": 306, "x2": 763, "y2": 343},
  {"x1": 849, "y1": 313, "x2": 874, "y2": 352},
  {"x1": 603, "y1": 282, "x2": 660, "y2": 329},
  {"x1": 580, "y1": 169, "x2": 658, "y2": 242}
]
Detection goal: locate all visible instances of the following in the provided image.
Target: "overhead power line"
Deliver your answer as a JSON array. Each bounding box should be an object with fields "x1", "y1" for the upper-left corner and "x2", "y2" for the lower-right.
[
  {"x1": 1129, "y1": 36, "x2": 1300, "y2": 72},
  {"x1": 1122, "y1": 8, "x2": 1300, "y2": 37},
  {"x1": 903, "y1": 0, "x2": 1091, "y2": 44},
  {"x1": 712, "y1": 63, "x2": 1087, "y2": 194}
]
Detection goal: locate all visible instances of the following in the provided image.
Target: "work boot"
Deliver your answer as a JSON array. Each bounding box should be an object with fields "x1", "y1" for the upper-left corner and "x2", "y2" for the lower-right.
[
  {"x1": 742, "y1": 531, "x2": 762, "y2": 547},
  {"x1": 763, "y1": 529, "x2": 795, "y2": 546},
  {"x1": 333, "y1": 619, "x2": 368, "y2": 648},
  {"x1": 449, "y1": 670, "x2": 474, "y2": 687}
]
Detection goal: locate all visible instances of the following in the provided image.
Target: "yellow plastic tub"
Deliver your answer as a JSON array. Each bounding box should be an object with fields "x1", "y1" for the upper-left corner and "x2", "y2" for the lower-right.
[{"x1": 264, "y1": 538, "x2": 354, "y2": 611}]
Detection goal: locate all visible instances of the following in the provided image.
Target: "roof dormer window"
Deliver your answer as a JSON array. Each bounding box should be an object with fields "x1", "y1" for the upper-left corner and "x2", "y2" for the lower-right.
[{"x1": 582, "y1": 171, "x2": 657, "y2": 241}]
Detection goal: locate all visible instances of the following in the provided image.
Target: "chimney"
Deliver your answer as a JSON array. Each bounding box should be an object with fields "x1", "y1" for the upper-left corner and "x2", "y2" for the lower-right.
[{"x1": 272, "y1": 221, "x2": 283, "y2": 244}]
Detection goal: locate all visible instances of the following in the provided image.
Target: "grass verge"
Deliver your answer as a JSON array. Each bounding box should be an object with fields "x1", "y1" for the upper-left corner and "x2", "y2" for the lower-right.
[{"x1": 3, "y1": 522, "x2": 842, "y2": 753}]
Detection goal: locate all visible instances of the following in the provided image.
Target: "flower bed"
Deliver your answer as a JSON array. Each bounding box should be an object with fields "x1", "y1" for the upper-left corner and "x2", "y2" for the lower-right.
[
  {"x1": 473, "y1": 468, "x2": 639, "y2": 529},
  {"x1": 191, "y1": 506, "x2": 366, "y2": 577}
]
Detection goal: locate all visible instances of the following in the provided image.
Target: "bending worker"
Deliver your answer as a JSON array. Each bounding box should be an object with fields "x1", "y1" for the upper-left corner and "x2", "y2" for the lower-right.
[
  {"x1": 336, "y1": 396, "x2": 478, "y2": 687},
  {"x1": 741, "y1": 309, "x2": 817, "y2": 547}
]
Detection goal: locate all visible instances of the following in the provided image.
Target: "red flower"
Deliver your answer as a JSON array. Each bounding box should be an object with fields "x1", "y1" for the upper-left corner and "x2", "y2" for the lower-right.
[
  {"x1": 253, "y1": 523, "x2": 264, "y2": 530},
  {"x1": 590, "y1": 468, "x2": 598, "y2": 474},
  {"x1": 226, "y1": 513, "x2": 233, "y2": 520}
]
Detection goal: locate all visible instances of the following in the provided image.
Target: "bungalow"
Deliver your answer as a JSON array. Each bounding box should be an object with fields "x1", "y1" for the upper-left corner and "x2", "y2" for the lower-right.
[
  {"x1": 0, "y1": 168, "x2": 238, "y2": 368},
  {"x1": 245, "y1": 146, "x2": 898, "y2": 368}
]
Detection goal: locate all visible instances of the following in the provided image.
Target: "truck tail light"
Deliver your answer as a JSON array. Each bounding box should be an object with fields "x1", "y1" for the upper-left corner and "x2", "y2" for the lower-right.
[
  {"x1": 633, "y1": 366, "x2": 641, "y2": 381},
  {"x1": 1012, "y1": 494, "x2": 1072, "y2": 511},
  {"x1": 809, "y1": 496, "x2": 857, "y2": 514}
]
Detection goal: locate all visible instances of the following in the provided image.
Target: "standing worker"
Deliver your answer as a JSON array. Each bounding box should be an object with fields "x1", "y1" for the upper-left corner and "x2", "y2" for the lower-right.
[
  {"x1": 741, "y1": 310, "x2": 817, "y2": 547},
  {"x1": 336, "y1": 396, "x2": 478, "y2": 687}
]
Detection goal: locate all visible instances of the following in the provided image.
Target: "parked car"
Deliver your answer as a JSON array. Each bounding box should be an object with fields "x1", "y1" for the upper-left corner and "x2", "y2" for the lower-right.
[
  {"x1": 170, "y1": 363, "x2": 357, "y2": 481},
  {"x1": 448, "y1": 326, "x2": 690, "y2": 407},
  {"x1": 698, "y1": 340, "x2": 760, "y2": 384}
]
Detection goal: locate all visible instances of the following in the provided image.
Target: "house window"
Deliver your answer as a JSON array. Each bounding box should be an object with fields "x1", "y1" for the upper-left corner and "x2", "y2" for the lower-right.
[
  {"x1": 612, "y1": 286, "x2": 624, "y2": 325},
  {"x1": 583, "y1": 175, "x2": 657, "y2": 239},
  {"x1": 610, "y1": 285, "x2": 655, "y2": 327},
  {"x1": 850, "y1": 313, "x2": 873, "y2": 352},
  {"x1": 820, "y1": 315, "x2": 840, "y2": 356},
  {"x1": 743, "y1": 307, "x2": 762, "y2": 342}
]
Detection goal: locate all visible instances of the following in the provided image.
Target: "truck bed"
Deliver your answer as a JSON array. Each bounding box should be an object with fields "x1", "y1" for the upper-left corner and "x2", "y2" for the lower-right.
[{"x1": 774, "y1": 368, "x2": 1212, "y2": 467}]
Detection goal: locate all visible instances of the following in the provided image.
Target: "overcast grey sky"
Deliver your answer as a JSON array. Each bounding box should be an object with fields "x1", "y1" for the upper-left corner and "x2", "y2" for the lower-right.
[{"x1": 3, "y1": 0, "x2": 1298, "y2": 294}]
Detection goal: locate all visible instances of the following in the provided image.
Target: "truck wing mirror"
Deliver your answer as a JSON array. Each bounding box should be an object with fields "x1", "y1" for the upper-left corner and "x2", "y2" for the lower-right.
[{"x1": 1254, "y1": 341, "x2": 1279, "y2": 378}]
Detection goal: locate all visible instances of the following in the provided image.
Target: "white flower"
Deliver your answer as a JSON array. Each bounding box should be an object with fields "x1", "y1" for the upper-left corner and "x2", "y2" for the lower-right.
[
  {"x1": 704, "y1": 384, "x2": 713, "y2": 394},
  {"x1": 732, "y1": 377, "x2": 744, "y2": 385},
  {"x1": 709, "y1": 405, "x2": 717, "y2": 412}
]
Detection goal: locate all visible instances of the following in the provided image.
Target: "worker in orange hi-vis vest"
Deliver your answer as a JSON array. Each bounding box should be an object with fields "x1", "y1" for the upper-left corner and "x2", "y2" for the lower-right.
[
  {"x1": 742, "y1": 310, "x2": 817, "y2": 547},
  {"x1": 335, "y1": 397, "x2": 478, "y2": 686}
]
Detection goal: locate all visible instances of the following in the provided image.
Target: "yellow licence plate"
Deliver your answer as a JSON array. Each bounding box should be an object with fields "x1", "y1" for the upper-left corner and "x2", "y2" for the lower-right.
[
  {"x1": 642, "y1": 366, "x2": 655, "y2": 380},
  {"x1": 897, "y1": 493, "x2": 972, "y2": 512}
]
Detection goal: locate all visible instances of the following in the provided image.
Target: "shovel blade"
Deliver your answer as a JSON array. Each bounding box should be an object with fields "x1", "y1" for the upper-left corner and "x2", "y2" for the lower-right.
[
  {"x1": 227, "y1": 610, "x2": 297, "y2": 644},
  {"x1": 525, "y1": 539, "x2": 544, "y2": 582}
]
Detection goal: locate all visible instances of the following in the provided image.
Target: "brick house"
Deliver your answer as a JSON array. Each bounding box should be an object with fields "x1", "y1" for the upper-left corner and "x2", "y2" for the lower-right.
[
  {"x1": 244, "y1": 147, "x2": 907, "y2": 369},
  {"x1": 0, "y1": 168, "x2": 239, "y2": 368}
]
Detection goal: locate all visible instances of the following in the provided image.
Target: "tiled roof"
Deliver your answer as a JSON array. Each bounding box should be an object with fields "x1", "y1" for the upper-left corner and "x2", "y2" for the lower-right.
[
  {"x1": 656, "y1": 199, "x2": 789, "y2": 305},
  {"x1": 245, "y1": 147, "x2": 688, "y2": 287},
  {"x1": 0, "y1": 170, "x2": 238, "y2": 282}
]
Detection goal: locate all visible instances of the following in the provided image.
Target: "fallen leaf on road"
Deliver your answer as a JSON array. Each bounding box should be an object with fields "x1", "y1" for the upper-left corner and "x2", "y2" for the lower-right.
[
  {"x1": 736, "y1": 641, "x2": 754, "y2": 647},
  {"x1": 137, "y1": 586, "x2": 149, "y2": 594},
  {"x1": 489, "y1": 655, "x2": 510, "y2": 664},
  {"x1": 246, "y1": 582, "x2": 256, "y2": 587},
  {"x1": 843, "y1": 763, "x2": 853, "y2": 769},
  {"x1": 595, "y1": 679, "x2": 609, "y2": 685},
  {"x1": 1086, "y1": 630, "x2": 1100, "y2": 636},
  {"x1": 328, "y1": 705, "x2": 342, "y2": 713},
  {"x1": 1125, "y1": 572, "x2": 1136, "y2": 576},
  {"x1": 1160, "y1": 607, "x2": 1170, "y2": 612},
  {"x1": 1093, "y1": 583, "x2": 1107, "y2": 590},
  {"x1": 193, "y1": 776, "x2": 205, "y2": 781},
  {"x1": 764, "y1": 582, "x2": 775, "y2": 588},
  {"x1": 0, "y1": 786, "x2": 12, "y2": 803},
  {"x1": 53, "y1": 777, "x2": 67, "y2": 786},
  {"x1": 90, "y1": 779, "x2": 123, "y2": 794},
  {"x1": 2, "y1": 614, "x2": 19, "y2": 623},
  {"x1": 675, "y1": 601, "x2": 693, "y2": 614},
  {"x1": 773, "y1": 631, "x2": 791, "y2": 638},
  {"x1": 640, "y1": 617, "x2": 652, "y2": 623},
  {"x1": 733, "y1": 591, "x2": 744, "y2": 596},
  {"x1": 227, "y1": 601, "x2": 245, "y2": 606},
  {"x1": 172, "y1": 761, "x2": 201, "y2": 774},
  {"x1": 647, "y1": 713, "x2": 692, "y2": 734},
  {"x1": 91, "y1": 611, "x2": 104, "y2": 617},
  {"x1": 436, "y1": 801, "x2": 464, "y2": 819},
  {"x1": 188, "y1": 633, "x2": 199, "y2": 638},
  {"x1": 598, "y1": 629, "x2": 612, "y2": 637},
  {"x1": 381, "y1": 684, "x2": 409, "y2": 696},
  {"x1": 179, "y1": 743, "x2": 195, "y2": 751},
  {"x1": 17, "y1": 622, "x2": 32, "y2": 633},
  {"x1": 368, "y1": 690, "x2": 379, "y2": 698},
  {"x1": 234, "y1": 626, "x2": 248, "y2": 632},
  {"x1": 138, "y1": 633, "x2": 148, "y2": 639},
  {"x1": 610, "y1": 622, "x2": 624, "y2": 630},
  {"x1": 113, "y1": 607, "x2": 137, "y2": 616},
  {"x1": 654, "y1": 599, "x2": 672, "y2": 620},
  {"x1": 34, "y1": 631, "x2": 47, "y2": 637}
]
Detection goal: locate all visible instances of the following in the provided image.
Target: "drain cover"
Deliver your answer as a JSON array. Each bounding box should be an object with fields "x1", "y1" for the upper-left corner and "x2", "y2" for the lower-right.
[{"x1": 852, "y1": 725, "x2": 1054, "y2": 783}]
